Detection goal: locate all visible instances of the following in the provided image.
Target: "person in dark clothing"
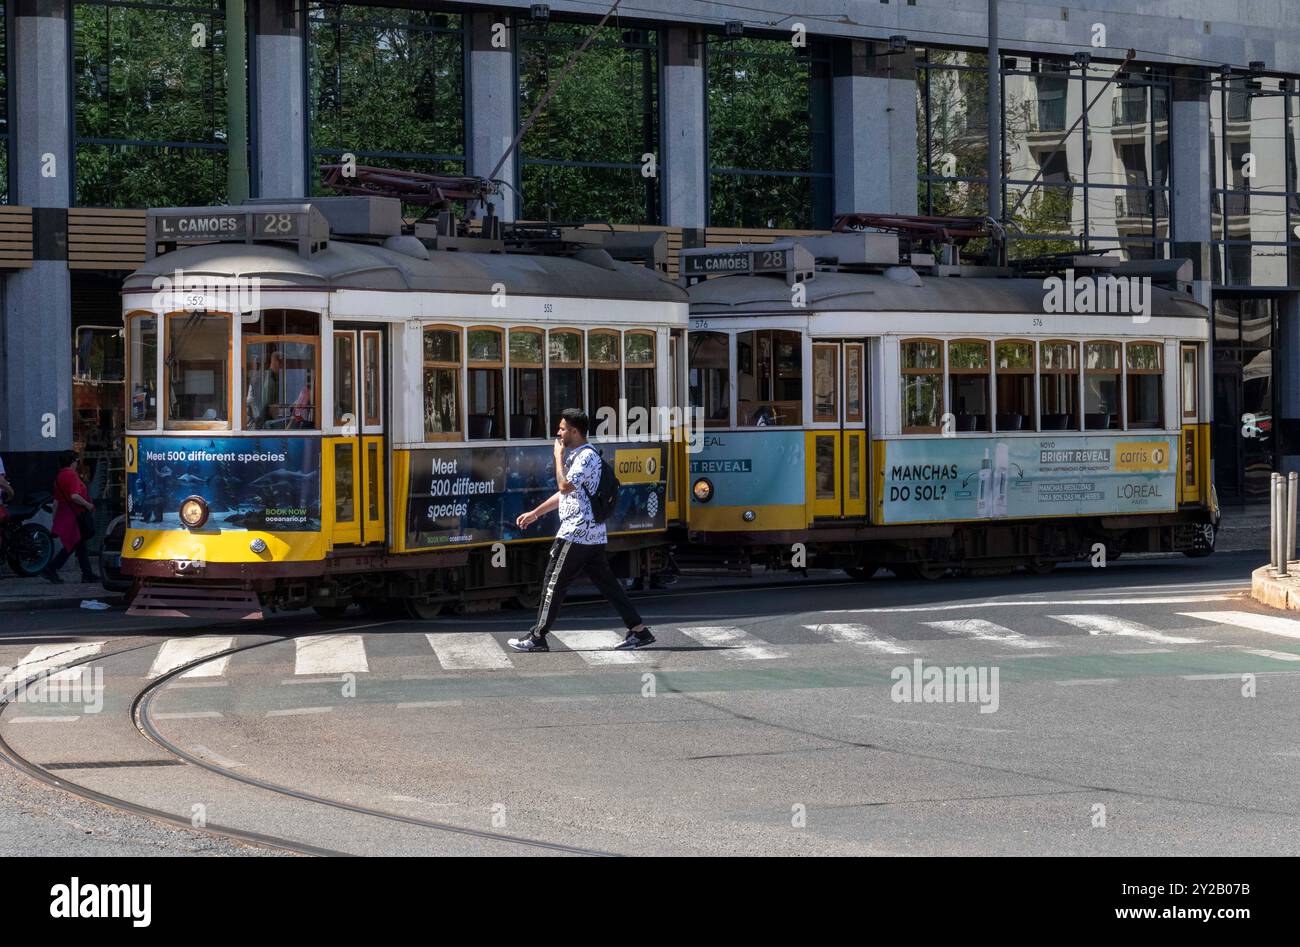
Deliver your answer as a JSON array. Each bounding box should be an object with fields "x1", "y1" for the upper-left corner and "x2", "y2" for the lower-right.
[
  {"x1": 507, "y1": 408, "x2": 654, "y2": 653},
  {"x1": 43, "y1": 450, "x2": 98, "y2": 583}
]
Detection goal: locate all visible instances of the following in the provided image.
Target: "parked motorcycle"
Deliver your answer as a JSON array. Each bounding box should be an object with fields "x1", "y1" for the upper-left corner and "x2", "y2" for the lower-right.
[{"x1": 1, "y1": 492, "x2": 56, "y2": 577}]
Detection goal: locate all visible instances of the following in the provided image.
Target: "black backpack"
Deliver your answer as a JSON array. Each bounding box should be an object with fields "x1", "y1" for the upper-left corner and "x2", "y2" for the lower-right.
[{"x1": 573, "y1": 445, "x2": 620, "y2": 524}]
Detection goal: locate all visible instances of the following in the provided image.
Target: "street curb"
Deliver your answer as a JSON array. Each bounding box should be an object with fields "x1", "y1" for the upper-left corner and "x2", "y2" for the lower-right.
[
  {"x1": 0, "y1": 593, "x2": 127, "y2": 613},
  {"x1": 1250, "y1": 565, "x2": 1300, "y2": 610}
]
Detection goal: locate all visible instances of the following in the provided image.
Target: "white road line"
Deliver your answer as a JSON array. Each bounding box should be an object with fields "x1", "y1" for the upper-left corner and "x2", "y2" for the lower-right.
[
  {"x1": 826, "y1": 594, "x2": 1233, "y2": 616},
  {"x1": 154, "y1": 711, "x2": 224, "y2": 720},
  {"x1": 1112, "y1": 648, "x2": 1174, "y2": 654},
  {"x1": 1183, "y1": 673, "x2": 1242, "y2": 680},
  {"x1": 1180, "y1": 611, "x2": 1300, "y2": 640},
  {"x1": 1, "y1": 642, "x2": 105, "y2": 686},
  {"x1": 396, "y1": 700, "x2": 463, "y2": 709},
  {"x1": 1242, "y1": 648, "x2": 1300, "y2": 662},
  {"x1": 550, "y1": 629, "x2": 648, "y2": 665},
  {"x1": 148, "y1": 637, "x2": 236, "y2": 679},
  {"x1": 802, "y1": 623, "x2": 913, "y2": 654},
  {"x1": 266, "y1": 706, "x2": 334, "y2": 716},
  {"x1": 1055, "y1": 679, "x2": 1117, "y2": 686},
  {"x1": 1047, "y1": 614, "x2": 1204, "y2": 644},
  {"x1": 922, "y1": 618, "x2": 1054, "y2": 649},
  {"x1": 425, "y1": 633, "x2": 512, "y2": 670},
  {"x1": 678, "y1": 625, "x2": 788, "y2": 659},
  {"x1": 7, "y1": 716, "x2": 81, "y2": 723},
  {"x1": 293, "y1": 635, "x2": 368, "y2": 675}
]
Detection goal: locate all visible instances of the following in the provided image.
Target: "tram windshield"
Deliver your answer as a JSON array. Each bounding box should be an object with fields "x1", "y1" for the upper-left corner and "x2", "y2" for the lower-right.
[
  {"x1": 242, "y1": 310, "x2": 319, "y2": 430},
  {"x1": 166, "y1": 312, "x2": 230, "y2": 426}
]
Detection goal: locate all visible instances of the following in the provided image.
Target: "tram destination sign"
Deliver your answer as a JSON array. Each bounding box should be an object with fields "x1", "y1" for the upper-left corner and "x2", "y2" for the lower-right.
[
  {"x1": 680, "y1": 242, "x2": 814, "y2": 283},
  {"x1": 147, "y1": 204, "x2": 329, "y2": 258}
]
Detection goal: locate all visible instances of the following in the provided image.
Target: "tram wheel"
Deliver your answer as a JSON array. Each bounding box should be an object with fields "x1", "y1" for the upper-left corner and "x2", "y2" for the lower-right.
[
  {"x1": 1026, "y1": 560, "x2": 1057, "y2": 576},
  {"x1": 511, "y1": 587, "x2": 542, "y2": 610},
  {"x1": 1183, "y1": 522, "x2": 1216, "y2": 558},
  {"x1": 403, "y1": 598, "x2": 445, "y2": 620},
  {"x1": 312, "y1": 604, "x2": 350, "y2": 619},
  {"x1": 844, "y1": 565, "x2": 880, "y2": 580},
  {"x1": 895, "y1": 562, "x2": 947, "y2": 581}
]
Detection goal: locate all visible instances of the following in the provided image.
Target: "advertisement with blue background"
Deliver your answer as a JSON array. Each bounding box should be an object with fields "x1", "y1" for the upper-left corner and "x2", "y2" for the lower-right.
[
  {"x1": 405, "y1": 441, "x2": 667, "y2": 549},
  {"x1": 127, "y1": 436, "x2": 321, "y2": 531},
  {"x1": 882, "y1": 435, "x2": 1176, "y2": 524},
  {"x1": 687, "y1": 431, "x2": 805, "y2": 505}
]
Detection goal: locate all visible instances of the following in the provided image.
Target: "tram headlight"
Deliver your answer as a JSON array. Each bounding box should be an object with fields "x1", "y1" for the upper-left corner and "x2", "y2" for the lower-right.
[
  {"x1": 693, "y1": 478, "x2": 714, "y2": 503},
  {"x1": 179, "y1": 496, "x2": 209, "y2": 529}
]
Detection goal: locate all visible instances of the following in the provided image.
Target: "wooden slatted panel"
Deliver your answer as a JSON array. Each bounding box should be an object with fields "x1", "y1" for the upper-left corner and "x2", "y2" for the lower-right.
[
  {"x1": 68, "y1": 208, "x2": 147, "y2": 271},
  {"x1": 0, "y1": 206, "x2": 34, "y2": 268},
  {"x1": 578, "y1": 222, "x2": 683, "y2": 278},
  {"x1": 703, "y1": 226, "x2": 828, "y2": 248}
]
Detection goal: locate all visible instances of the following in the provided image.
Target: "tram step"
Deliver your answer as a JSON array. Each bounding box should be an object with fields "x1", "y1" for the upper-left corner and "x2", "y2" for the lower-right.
[{"x1": 127, "y1": 584, "x2": 264, "y2": 621}]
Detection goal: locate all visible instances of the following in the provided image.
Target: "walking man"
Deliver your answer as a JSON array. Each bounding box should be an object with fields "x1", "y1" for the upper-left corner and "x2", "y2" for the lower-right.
[{"x1": 508, "y1": 408, "x2": 655, "y2": 653}]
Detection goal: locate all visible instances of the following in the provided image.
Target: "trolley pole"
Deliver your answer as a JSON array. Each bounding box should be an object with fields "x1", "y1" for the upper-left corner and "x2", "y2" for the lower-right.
[
  {"x1": 226, "y1": 0, "x2": 250, "y2": 205},
  {"x1": 986, "y1": 0, "x2": 1002, "y2": 263}
]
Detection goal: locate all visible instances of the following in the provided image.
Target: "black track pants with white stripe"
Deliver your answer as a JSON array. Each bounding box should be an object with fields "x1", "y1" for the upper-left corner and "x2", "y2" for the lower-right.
[{"x1": 529, "y1": 538, "x2": 643, "y2": 639}]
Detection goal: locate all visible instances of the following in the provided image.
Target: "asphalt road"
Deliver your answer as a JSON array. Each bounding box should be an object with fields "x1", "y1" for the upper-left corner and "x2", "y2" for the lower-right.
[{"x1": 2, "y1": 549, "x2": 1298, "y2": 856}]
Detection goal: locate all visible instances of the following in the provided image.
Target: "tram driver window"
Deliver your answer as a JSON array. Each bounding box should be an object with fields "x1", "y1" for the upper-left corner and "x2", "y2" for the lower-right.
[
  {"x1": 423, "y1": 327, "x2": 462, "y2": 441},
  {"x1": 1126, "y1": 342, "x2": 1163, "y2": 429},
  {"x1": 165, "y1": 312, "x2": 230, "y2": 428},
  {"x1": 548, "y1": 330, "x2": 584, "y2": 435},
  {"x1": 994, "y1": 340, "x2": 1035, "y2": 431},
  {"x1": 588, "y1": 330, "x2": 621, "y2": 433},
  {"x1": 689, "y1": 332, "x2": 730, "y2": 427},
  {"x1": 736, "y1": 329, "x2": 801, "y2": 426},
  {"x1": 948, "y1": 340, "x2": 990, "y2": 431},
  {"x1": 625, "y1": 331, "x2": 656, "y2": 420},
  {"x1": 509, "y1": 328, "x2": 544, "y2": 438},
  {"x1": 1084, "y1": 341, "x2": 1122, "y2": 429},
  {"x1": 126, "y1": 313, "x2": 157, "y2": 429},
  {"x1": 900, "y1": 339, "x2": 942, "y2": 433},
  {"x1": 467, "y1": 328, "x2": 504, "y2": 440},
  {"x1": 243, "y1": 310, "x2": 318, "y2": 430},
  {"x1": 1039, "y1": 341, "x2": 1079, "y2": 430}
]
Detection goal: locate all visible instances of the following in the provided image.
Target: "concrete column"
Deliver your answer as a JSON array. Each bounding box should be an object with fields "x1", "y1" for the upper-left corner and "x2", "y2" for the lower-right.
[
  {"x1": 1170, "y1": 67, "x2": 1213, "y2": 292},
  {"x1": 662, "y1": 27, "x2": 706, "y2": 228},
  {"x1": 253, "y1": 0, "x2": 307, "y2": 199},
  {"x1": 834, "y1": 40, "x2": 917, "y2": 217},
  {"x1": 2, "y1": 0, "x2": 73, "y2": 488},
  {"x1": 1278, "y1": 294, "x2": 1300, "y2": 476},
  {"x1": 467, "y1": 12, "x2": 518, "y2": 220}
]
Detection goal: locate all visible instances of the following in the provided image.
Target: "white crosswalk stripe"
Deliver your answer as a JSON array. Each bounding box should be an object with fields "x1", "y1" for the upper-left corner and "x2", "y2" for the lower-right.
[
  {"x1": 148, "y1": 637, "x2": 236, "y2": 679},
  {"x1": 425, "y1": 633, "x2": 512, "y2": 670},
  {"x1": 922, "y1": 618, "x2": 1055, "y2": 649},
  {"x1": 802, "y1": 623, "x2": 913, "y2": 654},
  {"x1": 1047, "y1": 614, "x2": 1204, "y2": 644},
  {"x1": 678, "y1": 626, "x2": 787, "y2": 660},
  {"x1": 293, "y1": 634, "x2": 369, "y2": 675},
  {"x1": 2, "y1": 642, "x2": 105, "y2": 687},
  {"x1": 550, "y1": 629, "x2": 648, "y2": 665},
  {"x1": 1180, "y1": 611, "x2": 1300, "y2": 640}
]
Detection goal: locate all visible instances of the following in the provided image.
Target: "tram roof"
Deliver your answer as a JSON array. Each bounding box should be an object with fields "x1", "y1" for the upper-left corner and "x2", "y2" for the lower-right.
[
  {"x1": 122, "y1": 240, "x2": 688, "y2": 304},
  {"x1": 687, "y1": 270, "x2": 1207, "y2": 319}
]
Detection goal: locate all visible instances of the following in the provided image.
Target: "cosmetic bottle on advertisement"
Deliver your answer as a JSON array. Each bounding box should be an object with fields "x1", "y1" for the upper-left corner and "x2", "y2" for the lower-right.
[
  {"x1": 976, "y1": 448, "x2": 992, "y2": 517},
  {"x1": 993, "y1": 442, "x2": 1010, "y2": 517}
]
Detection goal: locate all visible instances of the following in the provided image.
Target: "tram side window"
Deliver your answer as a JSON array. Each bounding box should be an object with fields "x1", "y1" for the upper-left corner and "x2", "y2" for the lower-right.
[
  {"x1": 1126, "y1": 342, "x2": 1163, "y2": 429},
  {"x1": 994, "y1": 340, "x2": 1035, "y2": 431},
  {"x1": 166, "y1": 312, "x2": 230, "y2": 427},
  {"x1": 689, "y1": 331, "x2": 730, "y2": 428},
  {"x1": 588, "y1": 330, "x2": 621, "y2": 433},
  {"x1": 126, "y1": 313, "x2": 157, "y2": 429},
  {"x1": 1084, "y1": 341, "x2": 1122, "y2": 430},
  {"x1": 736, "y1": 329, "x2": 802, "y2": 426},
  {"x1": 625, "y1": 331, "x2": 656, "y2": 420},
  {"x1": 467, "y1": 328, "x2": 505, "y2": 440},
  {"x1": 900, "y1": 339, "x2": 943, "y2": 433},
  {"x1": 1039, "y1": 341, "x2": 1079, "y2": 430},
  {"x1": 948, "y1": 340, "x2": 990, "y2": 432},
  {"x1": 423, "y1": 327, "x2": 462, "y2": 441},
  {"x1": 509, "y1": 328, "x2": 544, "y2": 438},
  {"x1": 243, "y1": 310, "x2": 318, "y2": 430},
  {"x1": 548, "y1": 330, "x2": 584, "y2": 435}
]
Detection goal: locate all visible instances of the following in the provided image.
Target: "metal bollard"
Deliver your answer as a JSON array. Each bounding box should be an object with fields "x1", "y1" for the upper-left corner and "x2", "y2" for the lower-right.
[
  {"x1": 1277, "y1": 475, "x2": 1289, "y2": 576},
  {"x1": 1271, "y1": 473, "x2": 1282, "y2": 572},
  {"x1": 1289, "y1": 472, "x2": 1298, "y2": 563}
]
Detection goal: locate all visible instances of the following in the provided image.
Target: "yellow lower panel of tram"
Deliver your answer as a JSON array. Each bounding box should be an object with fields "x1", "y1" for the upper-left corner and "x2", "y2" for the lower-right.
[{"x1": 123, "y1": 528, "x2": 325, "y2": 564}]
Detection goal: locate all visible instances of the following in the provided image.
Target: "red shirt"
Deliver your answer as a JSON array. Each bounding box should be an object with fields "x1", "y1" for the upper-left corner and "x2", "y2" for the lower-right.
[{"x1": 52, "y1": 467, "x2": 89, "y2": 551}]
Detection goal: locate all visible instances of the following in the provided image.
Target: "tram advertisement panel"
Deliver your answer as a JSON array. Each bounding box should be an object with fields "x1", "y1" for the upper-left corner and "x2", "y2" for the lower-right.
[
  {"x1": 404, "y1": 442, "x2": 667, "y2": 549},
  {"x1": 126, "y1": 436, "x2": 322, "y2": 531},
  {"x1": 687, "y1": 431, "x2": 805, "y2": 505},
  {"x1": 881, "y1": 435, "x2": 1176, "y2": 524}
]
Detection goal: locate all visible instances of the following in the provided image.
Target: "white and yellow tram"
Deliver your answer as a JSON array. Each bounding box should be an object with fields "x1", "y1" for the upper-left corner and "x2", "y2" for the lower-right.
[{"x1": 119, "y1": 199, "x2": 688, "y2": 618}]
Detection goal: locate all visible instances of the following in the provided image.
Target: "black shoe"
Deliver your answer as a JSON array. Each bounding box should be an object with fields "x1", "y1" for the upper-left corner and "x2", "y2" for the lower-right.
[
  {"x1": 507, "y1": 634, "x2": 550, "y2": 653},
  {"x1": 614, "y1": 628, "x2": 655, "y2": 650},
  {"x1": 41, "y1": 570, "x2": 64, "y2": 585}
]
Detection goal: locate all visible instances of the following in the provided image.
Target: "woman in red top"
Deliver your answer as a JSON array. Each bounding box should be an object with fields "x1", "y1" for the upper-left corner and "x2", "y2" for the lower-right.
[{"x1": 42, "y1": 450, "x2": 98, "y2": 584}]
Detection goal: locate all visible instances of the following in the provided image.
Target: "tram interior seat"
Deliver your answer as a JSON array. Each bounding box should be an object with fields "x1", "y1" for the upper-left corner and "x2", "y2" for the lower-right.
[
  {"x1": 468, "y1": 414, "x2": 495, "y2": 439},
  {"x1": 1041, "y1": 413, "x2": 1074, "y2": 430},
  {"x1": 956, "y1": 414, "x2": 986, "y2": 432},
  {"x1": 995, "y1": 413, "x2": 1025, "y2": 431},
  {"x1": 1085, "y1": 412, "x2": 1114, "y2": 430},
  {"x1": 509, "y1": 414, "x2": 535, "y2": 438}
]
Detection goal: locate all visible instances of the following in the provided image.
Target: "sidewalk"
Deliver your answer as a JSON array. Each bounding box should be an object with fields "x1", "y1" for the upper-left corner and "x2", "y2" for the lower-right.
[
  {"x1": 1214, "y1": 503, "x2": 1270, "y2": 554},
  {"x1": 0, "y1": 562, "x2": 124, "y2": 612}
]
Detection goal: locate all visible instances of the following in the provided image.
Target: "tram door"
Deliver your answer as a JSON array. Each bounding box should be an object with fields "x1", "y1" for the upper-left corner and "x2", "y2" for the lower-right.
[
  {"x1": 328, "y1": 327, "x2": 386, "y2": 547},
  {"x1": 810, "y1": 341, "x2": 868, "y2": 519}
]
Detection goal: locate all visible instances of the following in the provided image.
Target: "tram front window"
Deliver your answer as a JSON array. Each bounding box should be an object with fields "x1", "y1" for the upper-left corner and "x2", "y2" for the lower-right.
[
  {"x1": 736, "y1": 329, "x2": 802, "y2": 426},
  {"x1": 689, "y1": 331, "x2": 730, "y2": 427},
  {"x1": 243, "y1": 310, "x2": 318, "y2": 430},
  {"x1": 166, "y1": 312, "x2": 230, "y2": 427},
  {"x1": 126, "y1": 313, "x2": 157, "y2": 429}
]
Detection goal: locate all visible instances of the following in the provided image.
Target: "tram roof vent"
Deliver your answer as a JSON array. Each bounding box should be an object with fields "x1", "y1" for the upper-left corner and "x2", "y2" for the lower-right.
[
  {"x1": 271, "y1": 196, "x2": 402, "y2": 239},
  {"x1": 789, "y1": 232, "x2": 901, "y2": 268},
  {"x1": 678, "y1": 242, "x2": 815, "y2": 286},
  {"x1": 147, "y1": 203, "x2": 331, "y2": 259}
]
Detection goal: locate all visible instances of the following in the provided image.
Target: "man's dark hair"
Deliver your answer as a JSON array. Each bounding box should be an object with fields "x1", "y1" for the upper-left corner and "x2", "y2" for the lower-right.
[
  {"x1": 58, "y1": 450, "x2": 78, "y2": 468},
  {"x1": 559, "y1": 408, "x2": 589, "y2": 437}
]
